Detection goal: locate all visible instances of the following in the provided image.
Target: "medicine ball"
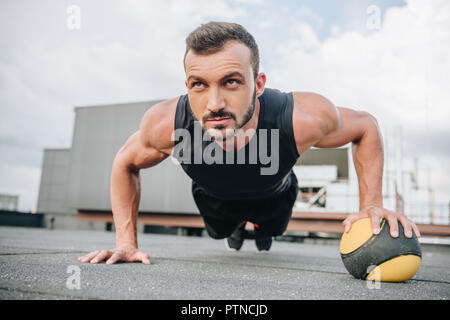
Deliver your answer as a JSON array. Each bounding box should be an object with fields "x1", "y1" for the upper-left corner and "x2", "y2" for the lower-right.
[{"x1": 340, "y1": 217, "x2": 422, "y2": 282}]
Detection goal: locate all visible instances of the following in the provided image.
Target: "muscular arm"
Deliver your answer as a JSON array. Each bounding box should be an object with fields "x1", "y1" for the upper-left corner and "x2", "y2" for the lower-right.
[
  {"x1": 110, "y1": 130, "x2": 168, "y2": 248},
  {"x1": 78, "y1": 97, "x2": 178, "y2": 264},
  {"x1": 292, "y1": 92, "x2": 420, "y2": 238},
  {"x1": 308, "y1": 104, "x2": 384, "y2": 210}
]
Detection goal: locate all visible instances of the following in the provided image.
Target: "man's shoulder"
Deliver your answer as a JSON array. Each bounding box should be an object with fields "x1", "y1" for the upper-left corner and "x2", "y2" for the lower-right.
[
  {"x1": 144, "y1": 96, "x2": 180, "y2": 120},
  {"x1": 292, "y1": 92, "x2": 335, "y2": 114},
  {"x1": 291, "y1": 92, "x2": 340, "y2": 153},
  {"x1": 291, "y1": 92, "x2": 338, "y2": 126},
  {"x1": 263, "y1": 89, "x2": 332, "y2": 114},
  {"x1": 140, "y1": 96, "x2": 181, "y2": 154}
]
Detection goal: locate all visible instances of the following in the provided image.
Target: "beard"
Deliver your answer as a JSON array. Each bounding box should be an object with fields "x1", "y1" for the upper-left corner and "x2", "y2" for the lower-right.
[{"x1": 201, "y1": 87, "x2": 257, "y2": 142}]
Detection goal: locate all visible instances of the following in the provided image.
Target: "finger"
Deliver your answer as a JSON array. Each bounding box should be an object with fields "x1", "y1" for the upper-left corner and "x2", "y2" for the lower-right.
[
  {"x1": 397, "y1": 215, "x2": 413, "y2": 238},
  {"x1": 106, "y1": 252, "x2": 123, "y2": 265},
  {"x1": 411, "y1": 221, "x2": 421, "y2": 238},
  {"x1": 369, "y1": 208, "x2": 383, "y2": 235},
  {"x1": 90, "y1": 250, "x2": 112, "y2": 264},
  {"x1": 136, "y1": 252, "x2": 151, "y2": 265},
  {"x1": 141, "y1": 253, "x2": 151, "y2": 265},
  {"x1": 78, "y1": 250, "x2": 100, "y2": 263},
  {"x1": 78, "y1": 250, "x2": 99, "y2": 262},
  {"x1": 385, "y1": 214, "x2": 399, "y2": 238},
  {"x1": 131, "y1": 252, "x2": 151, "y2": 265},
  {"x1": 342, "y1": 215, "x2": 359, "y2": 233},
  {"x1": 343, "y1": 211, "x2": 371, "y2": 232}
]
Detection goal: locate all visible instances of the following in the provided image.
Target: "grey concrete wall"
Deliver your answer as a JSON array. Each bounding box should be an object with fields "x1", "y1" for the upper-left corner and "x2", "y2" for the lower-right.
[{"x1": 37, "y1": 149, "x2": 77, "y2": 216}]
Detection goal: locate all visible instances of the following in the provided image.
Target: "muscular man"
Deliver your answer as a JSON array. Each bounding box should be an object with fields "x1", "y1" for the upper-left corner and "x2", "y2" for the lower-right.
[{"x1": 78, "y1": 21, "x2": 420, "y2": 265}]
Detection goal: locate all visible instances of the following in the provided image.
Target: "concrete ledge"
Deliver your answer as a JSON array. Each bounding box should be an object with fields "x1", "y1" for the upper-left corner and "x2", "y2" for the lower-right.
[
  {"x1": 0, "y1": 210, "x2": 44, "y2": 228},
  {"x1": 77, "y1": 211, "x2": 450, "y2": 237}
]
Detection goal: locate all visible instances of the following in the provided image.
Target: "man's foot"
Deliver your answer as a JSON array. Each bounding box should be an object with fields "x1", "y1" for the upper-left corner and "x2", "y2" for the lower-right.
[
  {"x1": 255, "y1": 236, "x2": 272, "y2": 252},
  {"x1": 254, "y1": 223, "x2": 272, "y2": 252},
  {"x1": 225, "y1": 222, "x2": 246, "y2": 251}
]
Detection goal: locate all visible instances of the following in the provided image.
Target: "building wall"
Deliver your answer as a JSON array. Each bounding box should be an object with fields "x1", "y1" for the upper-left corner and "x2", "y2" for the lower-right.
[
  {"x1": 296, "y1": 147, "x2": 349, "y2": 179},
  {"x1": 0, "y1": 194, "x2": 19, "y2": 211},
  {"x1": 37, "y1": 149, "x2": 77, "y2": 216}
]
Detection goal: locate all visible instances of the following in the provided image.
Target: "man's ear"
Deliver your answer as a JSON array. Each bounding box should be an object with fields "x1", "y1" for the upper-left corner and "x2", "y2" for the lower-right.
[{"x1": 255, "y1": 72, "x2": 266, "y2": 98}]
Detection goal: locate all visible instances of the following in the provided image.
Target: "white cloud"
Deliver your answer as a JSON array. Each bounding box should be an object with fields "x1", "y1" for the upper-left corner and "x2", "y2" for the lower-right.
[
  {"x1": 271, "y1": 0, "x2": 450, "y2": 127},
  {"x1": 231, "y1": 0, "x2": 264, "y2": 6},
  {"x1": 0, "y1": 0, "x2": 248, "y2": 211},
  {"x1": 268, "y1": 0, "x2": 450, "y2": 203},
  {"x1": 0, "y1": 164, "x2": 41, "y2": 212},
  {"x1": 1, "y1": 0, "x2": 449, "y2": 212},
  {"x1": 279, "y1": 23, "x2": 320, "y2": 52}
]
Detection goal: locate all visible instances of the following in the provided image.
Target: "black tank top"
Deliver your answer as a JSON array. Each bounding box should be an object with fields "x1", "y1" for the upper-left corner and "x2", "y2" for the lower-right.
[{"x1": 173, "y1": 87, "x2": 300, "y2": 200}]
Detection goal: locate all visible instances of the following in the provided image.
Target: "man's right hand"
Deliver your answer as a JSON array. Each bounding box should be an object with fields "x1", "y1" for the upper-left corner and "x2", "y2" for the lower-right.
[{"x1": 77, "y1": 245, "x2": 150, "y2": 265}]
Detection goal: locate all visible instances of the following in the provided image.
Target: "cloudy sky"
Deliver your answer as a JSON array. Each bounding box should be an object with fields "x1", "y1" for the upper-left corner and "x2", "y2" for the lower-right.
[{"x1": 1, "y1": 0, "x2": 449, "y2": 212}]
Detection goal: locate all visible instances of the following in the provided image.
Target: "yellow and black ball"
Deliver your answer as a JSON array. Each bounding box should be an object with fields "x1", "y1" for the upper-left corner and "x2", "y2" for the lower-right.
[{"x1": 340, "y1": 218, "x2": 422, "y2": 282}]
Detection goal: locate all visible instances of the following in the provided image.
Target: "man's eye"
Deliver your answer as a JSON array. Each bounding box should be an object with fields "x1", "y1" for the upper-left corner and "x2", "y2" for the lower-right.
[
  {"x1": 226, "y1": 79, "x2": 238, "y2": 85},
  {"x1": 193, "y1": 82, "x2": 203, "y2": 88}
]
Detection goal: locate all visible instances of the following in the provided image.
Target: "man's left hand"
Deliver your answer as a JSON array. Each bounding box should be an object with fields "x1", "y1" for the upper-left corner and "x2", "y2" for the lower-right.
[{"x1": 342, "y1": 206, "x2": 421, "y2": 238}]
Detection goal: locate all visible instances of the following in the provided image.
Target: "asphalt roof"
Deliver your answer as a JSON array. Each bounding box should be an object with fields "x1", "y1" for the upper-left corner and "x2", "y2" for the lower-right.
[{"x1": 0, "y1": 226, "x2": 449, "y2": 300}]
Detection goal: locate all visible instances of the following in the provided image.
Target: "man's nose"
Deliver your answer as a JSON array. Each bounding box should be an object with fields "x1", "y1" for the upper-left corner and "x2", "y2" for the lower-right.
[{"x1": 206, "y1": 88, "x2": 225, "y2": 112}]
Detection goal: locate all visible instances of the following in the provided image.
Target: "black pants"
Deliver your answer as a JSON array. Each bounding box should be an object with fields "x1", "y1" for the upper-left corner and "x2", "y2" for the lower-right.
[{"x1": 192, "y1": 170, "x2": 299, "y2": 239}]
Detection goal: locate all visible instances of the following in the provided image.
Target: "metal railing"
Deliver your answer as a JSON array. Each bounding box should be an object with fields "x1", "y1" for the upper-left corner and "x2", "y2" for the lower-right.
[
  {"x1": 295, "y1": 190, "x2": 450, "y2": 226},
  {"x1": 405, "y1": 203, "x2": 449, "y2": 225}
]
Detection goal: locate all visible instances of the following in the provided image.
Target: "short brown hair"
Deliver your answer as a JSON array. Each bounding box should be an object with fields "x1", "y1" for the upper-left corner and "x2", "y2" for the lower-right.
[{"x1": 184, "y1": 21, "x2": 260, "y2": 79}]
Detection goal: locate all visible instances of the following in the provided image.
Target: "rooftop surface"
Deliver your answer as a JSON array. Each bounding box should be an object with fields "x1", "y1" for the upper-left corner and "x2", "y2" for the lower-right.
[{"x1": 0, "y1": 226, "x2": 449, "y2": 300}]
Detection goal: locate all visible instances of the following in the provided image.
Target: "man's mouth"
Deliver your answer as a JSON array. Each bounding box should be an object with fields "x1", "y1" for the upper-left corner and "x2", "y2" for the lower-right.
[{"x1": 207, "y1": 117, "x2": 232, "y2": 125}]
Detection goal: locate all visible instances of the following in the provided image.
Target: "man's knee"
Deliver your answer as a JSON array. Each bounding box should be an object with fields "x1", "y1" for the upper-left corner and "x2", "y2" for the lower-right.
[
  {"x1": 204, "y1": 222, "x2": 242, "y2": 239},
  {"x1": 255, "y1": 219, "x2": 289, "y2": 238},
  {"x1": 206, "y1": 228, "x2": 230, "y2": 239}
]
